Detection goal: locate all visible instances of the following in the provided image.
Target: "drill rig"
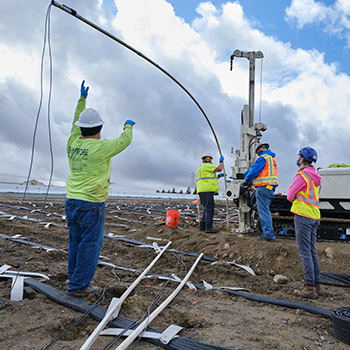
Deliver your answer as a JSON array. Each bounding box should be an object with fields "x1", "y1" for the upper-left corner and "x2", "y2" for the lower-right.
[
  {"x1": 223, "y1": 50, "x2": 266, "y2": 233},
  {"x1": 224, "y1": 50, "x2": 350, "y2": 240}
]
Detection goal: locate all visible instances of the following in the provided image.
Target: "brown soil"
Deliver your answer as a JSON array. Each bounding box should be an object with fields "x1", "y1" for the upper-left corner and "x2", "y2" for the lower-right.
[{"x1": 0, "y1": 196, "x2": 349, "y2": 350}]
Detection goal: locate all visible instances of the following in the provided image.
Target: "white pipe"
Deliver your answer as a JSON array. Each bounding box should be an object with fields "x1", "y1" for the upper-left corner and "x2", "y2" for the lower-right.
[
  {"x1": 115, "y1": 253, "x2": 204, "y2": 350},
  {"x1": 80, "y1": 241, "x2": 172, "y2": 350}
]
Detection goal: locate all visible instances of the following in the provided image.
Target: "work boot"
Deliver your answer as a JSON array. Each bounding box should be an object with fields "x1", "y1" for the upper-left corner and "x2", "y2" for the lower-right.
[
  {"x1": 199, "y1": 227, "x2": 205, "y2": 231},
  {"x1": 205, "y1": 227, "x2": 220, "y2": 233},
  {"x1": 294, "y1": 284, "x2": 318, "y2": 299},
  {"x1": 315, "y1": 283, "x2": 325, "y2": 296},
  {"x1": 257, "y1": 235, "x2": 275, "y2": 242},
  {"x1": 68, "y1": 285, "x2": 100, "y2": 297}
]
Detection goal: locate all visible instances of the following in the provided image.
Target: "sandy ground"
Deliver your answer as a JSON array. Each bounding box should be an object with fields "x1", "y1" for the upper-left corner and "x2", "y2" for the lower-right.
[{"x1": 0, "y1": 196, "x2": 349, "y2": 350}]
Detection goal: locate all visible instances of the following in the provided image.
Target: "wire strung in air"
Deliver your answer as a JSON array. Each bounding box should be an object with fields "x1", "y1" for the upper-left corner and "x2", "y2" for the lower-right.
[
  {"x1": 50, "y1": 1, "x2": 231, "y2": 226},
  {"x1": 2, "y1": 3, "x2": 195, "y2": 345},
  {"x1": 51, "y1": 1, "x2": 223, "y2": 157},
  {"x1": 0, "y1": 3, "x2": 55, "y2": 309}
]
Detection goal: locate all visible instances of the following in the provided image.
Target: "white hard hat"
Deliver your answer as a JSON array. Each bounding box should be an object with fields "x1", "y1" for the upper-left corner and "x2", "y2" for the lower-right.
[
  {"x1": 255, "y1": 142, "x2": 269, "y2": 153},
  {"x1": 201, "y1": 152, "x2": 213, "y2": 159},
  {"x1": 75, "y1": 108, "x2": 105, "y2": 128}
]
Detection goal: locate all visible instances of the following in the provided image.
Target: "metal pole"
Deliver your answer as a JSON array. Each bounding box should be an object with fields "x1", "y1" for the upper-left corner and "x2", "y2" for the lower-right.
[
  {"x1": 248, "y1": 53, "x2": 255, "y2": 128},
  {"x1": 230, "y1": 50, "x2": 263, "y2": 128}
]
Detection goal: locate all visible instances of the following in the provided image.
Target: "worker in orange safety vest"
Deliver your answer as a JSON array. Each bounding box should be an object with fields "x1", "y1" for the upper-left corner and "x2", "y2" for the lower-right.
[{"x1": 244, "y1": 143, "x2": 278, "y2": 241}]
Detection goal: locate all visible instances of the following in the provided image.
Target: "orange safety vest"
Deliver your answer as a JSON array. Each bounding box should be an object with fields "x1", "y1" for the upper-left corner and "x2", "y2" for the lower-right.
[
  {"x1": 291, "y1": 170, "x2": 320, "y2": 220},
  {"x1": 253, "y1": 154, "x2": 279, "y2": 187}
]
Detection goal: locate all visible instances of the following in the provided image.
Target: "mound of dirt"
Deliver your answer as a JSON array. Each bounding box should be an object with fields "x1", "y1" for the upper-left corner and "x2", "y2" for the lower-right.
[{"x1": 0, "y1": 197, "x2": 349, "y2": 349}]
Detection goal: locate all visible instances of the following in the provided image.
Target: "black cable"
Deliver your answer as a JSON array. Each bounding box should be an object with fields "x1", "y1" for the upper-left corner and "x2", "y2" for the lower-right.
[
  {"x1": 50, "y1": 1, "x2": 223, "y2": 156},
  {"x1": 0, "y1": 3, "x2": 55, "y2": 308},
  {"x1": 136, "y1": 253, "x2": 186, "y2": 329},
  {"x1": 39, "y1": 7, "x2": 130, "y2": 340},
  {"x1": 45, "y1": 249, "x2": 167, "y2": 350},
  {"x1": 103, "y1": 252, "x2": 187, "y2": 349},
  {"x1": 130, "y1": 253, "x2": 187, "y2": 348},
  {"x1": 43, "y1": 266, "x2": 122, "y2": 349},
  {"x1": 26, "y1": 278, "x2": 232, "y2": 350},
  {"x1": 50, "y1": 1, "x2": 232, "y2": 225},
  {"x1": 247, "y1": 135, "x2": 260, "y2": 161}
]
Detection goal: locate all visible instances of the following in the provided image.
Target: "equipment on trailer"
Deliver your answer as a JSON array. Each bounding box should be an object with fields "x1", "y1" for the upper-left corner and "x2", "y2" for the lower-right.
[
  {"x1": 272, "y1": 167, "x2": 350, "y2": 241},
  {"x1": 223, "y1": 50, "x2": 265, "y2": 233},
  {"x1": 223, "y1": 50, "x2": 350, "y2": 240}
]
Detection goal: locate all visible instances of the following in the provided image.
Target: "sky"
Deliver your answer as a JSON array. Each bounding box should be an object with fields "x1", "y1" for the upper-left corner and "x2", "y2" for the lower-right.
[{"x1": 0, "y1": 0, "x2": 349, "y2": 194}]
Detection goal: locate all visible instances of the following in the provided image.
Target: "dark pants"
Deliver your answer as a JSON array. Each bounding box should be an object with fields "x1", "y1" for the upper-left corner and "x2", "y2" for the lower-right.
[
  {"x1": 65, "y1": 199, "x2": 105, "y2": 292},
  {"x1": 199, "y1": 192, "x2": 215, "y2": 230},
  {"x1": 294, "y1": 214, "x2": 321, "y2": 286}
]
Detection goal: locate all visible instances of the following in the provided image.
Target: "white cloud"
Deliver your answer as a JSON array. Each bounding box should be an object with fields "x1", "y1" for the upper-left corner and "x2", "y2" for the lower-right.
[
  {"x1": 285, "y1": 0, "x2": 350, "y2": 46},
  {"x1": 0, "y1": 45, "x2": 40, "y2": 89},
  {"x1": 0, "y1": 0, "x2": 349, "y2": 194},
  {"x1": 337, "y1": 0, "x2": 350, "y2": 15},
  {"x1": 285, "y1": 0, "x2": 328, "y2": 28},
  {"x1": 192, "y1": 2, "x2": 350, "y2": 166}
]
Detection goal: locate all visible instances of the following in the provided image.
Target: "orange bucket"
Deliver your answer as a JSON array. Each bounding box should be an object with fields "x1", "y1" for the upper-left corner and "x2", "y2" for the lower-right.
[{"x1": 165, "y1": 209, "x2": 180, "y2": 228}]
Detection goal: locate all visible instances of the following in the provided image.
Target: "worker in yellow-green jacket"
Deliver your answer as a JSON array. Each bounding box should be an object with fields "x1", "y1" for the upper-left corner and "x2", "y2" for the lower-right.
[
  {"x1": 65, "y1": 81, "x2": 134, "y2": 296},
  {"x1": 196, "y1": 152, "x2": 224, "y2": 233}
]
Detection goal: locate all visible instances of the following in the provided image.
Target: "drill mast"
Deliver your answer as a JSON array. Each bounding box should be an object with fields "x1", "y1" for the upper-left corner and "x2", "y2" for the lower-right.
[{"x1": 225, "y1": 50, "x2": 267, "y2": 233}]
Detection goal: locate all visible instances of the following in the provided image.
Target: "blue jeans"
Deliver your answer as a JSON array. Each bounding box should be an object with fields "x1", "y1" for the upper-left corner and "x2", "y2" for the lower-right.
[
  {"x1": 255, "y1": 186, "x2": 275, "y2": 239},
  {"x1": 199, "y1": 192, "x2": 215, "y2": 230},
  {"x1": 65, "y1": 199, "x2": 105, "y2": 292},
  {"x1": 294, "y1": 214, "x2": 320, "y2": 286}
]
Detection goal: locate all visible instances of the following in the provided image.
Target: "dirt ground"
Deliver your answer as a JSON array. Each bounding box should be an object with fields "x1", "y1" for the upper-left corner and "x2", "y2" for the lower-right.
[{"x1": 0, "y1": 196, "x2": 349, "y2": 350}]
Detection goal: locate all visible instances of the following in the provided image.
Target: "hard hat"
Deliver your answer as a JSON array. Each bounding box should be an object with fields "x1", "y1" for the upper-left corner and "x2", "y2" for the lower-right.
[
  {"x1": 75, "y1": 108, "x2": 105, "y2": 128},
  {"x1": 298, "y1": 147, "x2": 318, "y2": 163},
  {"x1": 201, "y1": 152, "x2": 213, "y2": 159},
  {"x1": 255, "y1": 143, "x2": 269, "y2": 153}
]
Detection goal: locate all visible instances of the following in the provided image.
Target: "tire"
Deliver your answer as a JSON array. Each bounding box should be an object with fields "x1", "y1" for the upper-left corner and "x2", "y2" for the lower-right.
[{"x1": 331, "y1": 307, "x2": 350, "y2": 345}]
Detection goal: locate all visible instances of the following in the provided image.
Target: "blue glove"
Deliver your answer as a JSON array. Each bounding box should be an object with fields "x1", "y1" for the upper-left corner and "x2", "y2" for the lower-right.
[
  {"x1": 124, "y1": 120, "x2": 135, "y2": 126},
  {"x1": 219, "y1": 155, "x2": 224, "y2": 162},
  {"x1": 81, "y1": 80, "x2": 89, "y2": 99},
  {"x1": 218, "y1": 173, "x2": 225, "y2": 178}
]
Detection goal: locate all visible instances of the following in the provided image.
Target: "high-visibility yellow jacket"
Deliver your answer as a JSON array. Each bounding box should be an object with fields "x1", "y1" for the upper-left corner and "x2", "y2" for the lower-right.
[
  {"x1": 252, "y1": 154, "x2": 279, "y2": 187},
  {"x1": 291, "y1": 170, "x2": 320, "y2": 220},
  {"x1": 66, "y1": 97, "x2": 133, "y2": 203},
  {"x1": 196, "y1": 163, "x2": 219, "y2": 193}
]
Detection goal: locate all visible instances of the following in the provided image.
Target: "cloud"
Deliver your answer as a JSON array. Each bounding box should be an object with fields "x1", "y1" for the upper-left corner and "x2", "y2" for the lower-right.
[
  {"x1": 0, "y1": 0, "x2": 349, "y2": 195},
  {"x1": 191, "y1": 1, "x2": 350, "y2": 180},
  {"x1": 285, "y1": 0, "x2": 350, "y2": 46}
]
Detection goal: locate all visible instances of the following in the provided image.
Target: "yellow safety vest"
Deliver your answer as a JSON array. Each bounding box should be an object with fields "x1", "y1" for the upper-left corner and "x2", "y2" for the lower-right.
[
  {"x1": 253, "y1": 154, "x2": 279, "y2": 187},
  {"x1": 196, "y1": 163, "x2": 219, "y2": 193},
  {"x1": 291, "y1": 170, "x2": 320, "y2": 220}
]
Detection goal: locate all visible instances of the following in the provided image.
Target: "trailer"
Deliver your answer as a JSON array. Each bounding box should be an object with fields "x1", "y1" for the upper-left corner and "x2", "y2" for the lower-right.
[
  {"x1": 224, "y1": 49, "x2": 350, "y2": 241},
  {"x1": 271, "y1": 167, "x2": 350, "y2": 241}
]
